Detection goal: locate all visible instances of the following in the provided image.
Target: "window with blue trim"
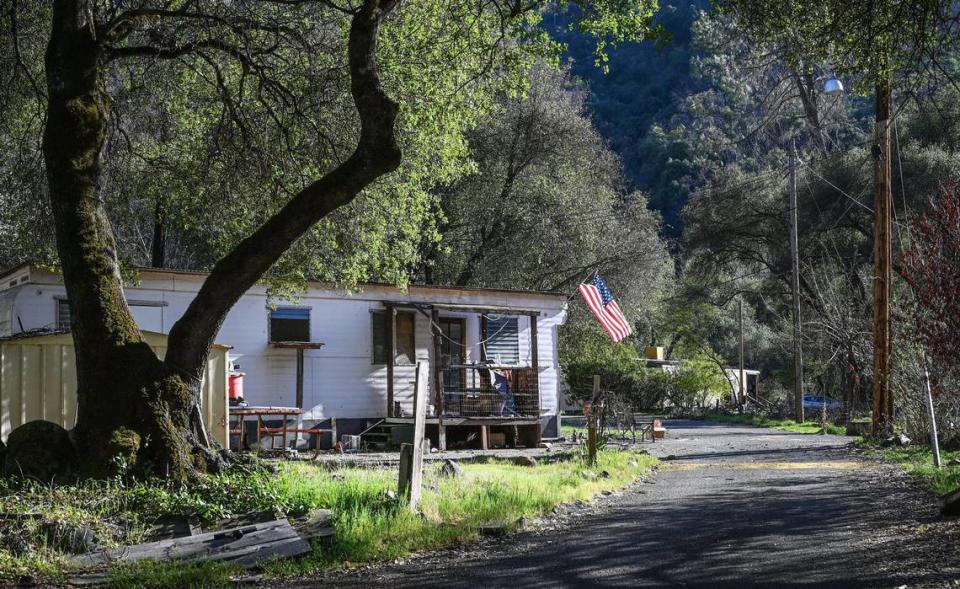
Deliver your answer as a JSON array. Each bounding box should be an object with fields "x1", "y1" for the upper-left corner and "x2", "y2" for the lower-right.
[{"x1": 269, "y1": 307, "x2": 311, "y2": 342}]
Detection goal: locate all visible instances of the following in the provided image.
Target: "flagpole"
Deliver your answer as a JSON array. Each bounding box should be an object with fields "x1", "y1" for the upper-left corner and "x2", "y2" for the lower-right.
[{"x1": 567, "y1": 268, "x2": 600, "y2": 302}]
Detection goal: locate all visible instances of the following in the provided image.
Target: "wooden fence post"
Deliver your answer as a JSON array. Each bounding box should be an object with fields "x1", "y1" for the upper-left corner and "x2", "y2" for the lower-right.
[
  {"x1": 588, "y1": 374, "x2": 600, "y2": 466},
  {"x1": 398, "y1": 443, "x2": 413, "y2": 498},
  {"x1": 398, "y1": 363, "x2": 428, "y2": 509}
]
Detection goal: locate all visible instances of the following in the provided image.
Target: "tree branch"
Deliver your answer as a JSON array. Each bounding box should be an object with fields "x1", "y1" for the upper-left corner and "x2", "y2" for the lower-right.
[{"x1": 164, "y1": 0, "x2": 401, "y2": 384}]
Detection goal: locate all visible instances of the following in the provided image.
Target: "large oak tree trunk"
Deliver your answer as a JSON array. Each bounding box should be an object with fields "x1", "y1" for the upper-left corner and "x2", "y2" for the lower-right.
[
  {"x1": 35, "y1": 0, "x2": 400, "y2": 483},
  {"x1": 42, "y1": 0, "x2": 211, "y2": 481}
]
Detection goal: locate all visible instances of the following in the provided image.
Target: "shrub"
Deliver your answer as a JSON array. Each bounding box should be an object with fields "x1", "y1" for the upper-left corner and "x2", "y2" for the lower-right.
[
  {"x1": 564, "y1": 345, "x2": 729, "y2": 413},
  {"x1": 564, "y1": 343, "x2": 648, "y2": 407},
  {"x1": 668, "y1": 356, "x2": 729, "y2": 411}
]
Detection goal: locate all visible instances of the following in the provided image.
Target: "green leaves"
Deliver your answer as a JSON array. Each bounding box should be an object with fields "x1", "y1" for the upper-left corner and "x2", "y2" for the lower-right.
[
  {"x1": 2, "y1": 0, "x2": 669, "y2": 295},
  {"x1": 722, "y1": 0, "x2": 957, "y2": 95},
  {"x1": 572, "y1": 0, "x2": 666, "y2": 69}
]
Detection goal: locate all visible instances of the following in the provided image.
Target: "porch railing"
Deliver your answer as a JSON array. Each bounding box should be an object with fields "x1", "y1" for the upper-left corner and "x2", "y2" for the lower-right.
[{"x1": 440, "y1": 365, "x2": 539, "y2": 418}]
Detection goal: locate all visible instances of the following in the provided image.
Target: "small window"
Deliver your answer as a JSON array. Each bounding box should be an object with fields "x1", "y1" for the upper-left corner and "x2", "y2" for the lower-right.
[
  {"x1": 395, "y1": 312, "x2": 415, "y2": 364},
  {"x1": 269, "y1": 307, "x2": 311, "y2": 343},
  {"x1": 372, "y1": 310, "x2": 415, "y2": 365},
  {"x1": 0, "y1": 295, "x2": 12, "y2": 337},
  {"x1": 57, "y1": 299, "x2": 72, "y2": 331},
  {"x1": 485, "y1": 316, "x2": 519, "y2": 365}
]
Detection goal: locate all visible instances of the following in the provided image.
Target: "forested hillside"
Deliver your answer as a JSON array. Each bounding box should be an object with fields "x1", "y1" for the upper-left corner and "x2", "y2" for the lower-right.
[
  {"x1": 549, "y1": 1, "x2": 707, "y2": 235},
  {"x1": 550, "y1": 0, "x2": 960, "y2": 449}
]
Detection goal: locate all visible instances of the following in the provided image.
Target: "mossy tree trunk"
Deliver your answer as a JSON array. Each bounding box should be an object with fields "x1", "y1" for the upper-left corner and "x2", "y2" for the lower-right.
[
  {"x1": 42, "y1": 0, "x2": 209, "y2": 481},
  {"x1": 39, "y1": 0, "x2": 401, "y2": 483}
]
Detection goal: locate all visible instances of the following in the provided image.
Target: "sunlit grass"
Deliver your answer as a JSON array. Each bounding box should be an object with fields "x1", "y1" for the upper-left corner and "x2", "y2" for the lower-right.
[
  {"x1": 560, "y1": 422, "x2": 587, "y2": 437},
  {"x1": 856, "y1": 440, "x2": 960, "y2": 495},
  {"x1": 266, "y1": 449, "x2": 656, "y2": 575},
  {"x1": 704, "y1": 412, "x2": 847, "y2": 436}
]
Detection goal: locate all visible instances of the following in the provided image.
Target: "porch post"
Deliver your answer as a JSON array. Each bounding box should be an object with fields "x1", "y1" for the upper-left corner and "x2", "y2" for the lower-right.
[
  {"x1": 530, "y1": 314, "x2": 539, "y2": 379},
  {"x1": 438, "y1": 370, "x2": 447, "y2": 450},
  {"x1": 386, "y1": 304, "x2": 395, "y2": 417},
  {"x1": 295, "y1": 348, "x2": 305, "y2": 408},
  {"x1": 530, "y1": 314, "x2": 541, "y2": 446},
  {"x1": 479, "y1": 314, "x2": 488, "y2": 362},
  {"x1": 431, "y1": 306, "x2": 444, "y2": 416}
]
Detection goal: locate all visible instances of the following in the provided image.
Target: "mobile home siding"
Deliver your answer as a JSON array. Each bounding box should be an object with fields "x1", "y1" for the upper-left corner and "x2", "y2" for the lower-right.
[{"x1": 1, "y1": 268, "x2": 567, "y2": 433}]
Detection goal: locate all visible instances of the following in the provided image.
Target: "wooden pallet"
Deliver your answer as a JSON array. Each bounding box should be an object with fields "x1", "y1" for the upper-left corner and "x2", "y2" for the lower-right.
[{"x1": 73, "y1": 518, "x2": 310, "y2": 569}]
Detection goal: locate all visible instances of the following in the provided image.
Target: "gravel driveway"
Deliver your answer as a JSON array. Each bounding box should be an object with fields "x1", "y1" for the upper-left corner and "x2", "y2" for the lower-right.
[{"x1": 280, "y1": 420, "x2": 960, "y2": 588}]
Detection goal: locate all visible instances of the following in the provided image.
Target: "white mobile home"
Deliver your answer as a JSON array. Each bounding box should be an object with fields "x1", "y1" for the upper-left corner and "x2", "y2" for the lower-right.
[{"x1": 0, "y1": 265, "x2": 568, "y2": 449}]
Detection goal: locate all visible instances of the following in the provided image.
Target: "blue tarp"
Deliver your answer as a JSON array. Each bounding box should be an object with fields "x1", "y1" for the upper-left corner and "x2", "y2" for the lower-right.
[{"x1": 270, "y1": 308, "x2": 310, "y2": 320}]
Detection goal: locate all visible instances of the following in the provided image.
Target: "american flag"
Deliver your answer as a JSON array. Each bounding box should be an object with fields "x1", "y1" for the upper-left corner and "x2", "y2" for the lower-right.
[{"x1": 578, "y1": 274, "x2": 632, "y2": 342}]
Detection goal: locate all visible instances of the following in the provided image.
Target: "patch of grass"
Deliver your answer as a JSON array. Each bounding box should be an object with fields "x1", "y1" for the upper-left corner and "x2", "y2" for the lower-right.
[
  {"x1": 0, "y1": 548, "x2": 70, "y2": 584},
  {"x1": 856, "y1": 439, "x2": 960, "y2": 495},
  {"x1": 703, "y1": 412, "x2": 847, "y2": 436},
  {"x1": 0, "y1": 449, "x2": 657, "y2": 587},
  {"x1": 266, "y1": 449, "x2": 656, "y2": 574},
  {"x1": 0, "y1": 468, "x2": 309, "y2": 585},
  {"x1": 560, "y1": 423, "x2": 587, "y2": 437},
  {"x1": 107, "y1": 559, "x2": 237, "y2": 589}
]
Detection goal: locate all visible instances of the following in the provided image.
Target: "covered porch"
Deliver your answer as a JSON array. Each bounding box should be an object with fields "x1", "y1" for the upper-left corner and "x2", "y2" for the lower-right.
[{"x1": 382, "y1": 301, "x2": 543, "y2": 450}]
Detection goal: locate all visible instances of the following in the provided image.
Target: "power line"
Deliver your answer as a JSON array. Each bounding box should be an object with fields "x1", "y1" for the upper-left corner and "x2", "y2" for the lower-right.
[
  {"x1": 798, "y1": 160, "x2": 874, "y2": 214},
  {"x1": 411, "y1": 304, "x2": 515, "y2": 349},
  {"x1": 800, "y1": 160, "x2": 913, "y2": 232}
]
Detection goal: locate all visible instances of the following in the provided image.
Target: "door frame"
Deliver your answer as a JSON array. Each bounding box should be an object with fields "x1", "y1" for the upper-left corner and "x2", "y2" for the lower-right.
[{"x1": 437, "y1": 317, "x2": 467, "y2": 392}]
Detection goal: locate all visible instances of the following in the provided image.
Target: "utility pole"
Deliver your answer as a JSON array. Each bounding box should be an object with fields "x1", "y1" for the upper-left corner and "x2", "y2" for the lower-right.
[
  {"x1": 789, "y1": 143, "x2": 805, "y2": 423},
  {"x1": 820, "y1": 378, "x2": 828, "y2": 433},
  {"x1": 872, "y1": 76, "x2": 894, "y2": 435},
  {"x1": 738, "y1": 297, "x2": 745, "y2": 410}
]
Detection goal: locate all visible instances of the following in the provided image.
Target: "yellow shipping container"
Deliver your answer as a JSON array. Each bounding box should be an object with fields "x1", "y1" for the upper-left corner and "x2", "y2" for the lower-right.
[
  {"x1": 0, "y1": 331, "x2": 229, "y2": 446},
  {"x1": 643, "y1": 346, "x2": 665, "y2": 360}
]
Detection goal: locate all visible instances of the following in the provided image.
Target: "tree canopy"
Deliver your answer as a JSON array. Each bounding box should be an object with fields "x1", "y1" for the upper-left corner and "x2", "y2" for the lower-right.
[{"x1": 0, "y1": 0, "x2": 666, "y2": 482}]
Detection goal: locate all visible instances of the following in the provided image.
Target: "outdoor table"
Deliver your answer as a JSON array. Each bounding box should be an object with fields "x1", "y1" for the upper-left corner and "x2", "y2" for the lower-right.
[{"x1": 229, "y1": 406, "x2": 303, "y2": 455}]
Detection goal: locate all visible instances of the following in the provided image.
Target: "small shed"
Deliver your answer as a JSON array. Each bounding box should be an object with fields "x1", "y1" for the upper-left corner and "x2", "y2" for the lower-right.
[{"x1": 0, "y1": 331, "x2": 229, "y2": 446}]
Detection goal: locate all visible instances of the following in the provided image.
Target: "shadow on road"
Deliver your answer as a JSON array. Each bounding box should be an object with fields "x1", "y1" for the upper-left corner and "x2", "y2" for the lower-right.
[
  {"x1": 662, "y1": 445, "x2": 852, "y2": 462},
  {"x1": 308, "y1": 422, "x2": 952, "y2": 589}
]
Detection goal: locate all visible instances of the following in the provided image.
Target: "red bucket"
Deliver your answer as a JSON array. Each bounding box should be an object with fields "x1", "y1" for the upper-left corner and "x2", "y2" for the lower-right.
[{"x1": 228, "y1": 372, "x2": 245, "y2": 401}]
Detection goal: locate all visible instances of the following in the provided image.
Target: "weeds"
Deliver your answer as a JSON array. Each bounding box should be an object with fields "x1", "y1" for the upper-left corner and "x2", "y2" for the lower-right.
[
  {"x1": 703, "y1": 413, "x2": 847, "y2": 436},
  {"x1": 856, "y1": 439, "x2": 960, "y2": 495},
  {"x1": 0, "y1": 449, "x2": 657, "y2": 587}
]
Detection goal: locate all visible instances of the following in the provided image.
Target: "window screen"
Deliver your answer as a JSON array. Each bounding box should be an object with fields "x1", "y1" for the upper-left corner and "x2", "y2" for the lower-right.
[
  {"x1": 57, "y1": 299, "x2": 72, "y2": 331},
  {"x1": 372, "y1": 310, "x2": 415, "y2": 364},
  {"x1": 372, "y1": 312, "x2": 389, "y2": 363},
  {"x1": 269, "y1": 307, "x2": 310, "y2": 342},
  {"x1": 485, "y1": 316, "x2": 519, "y2": 365}
]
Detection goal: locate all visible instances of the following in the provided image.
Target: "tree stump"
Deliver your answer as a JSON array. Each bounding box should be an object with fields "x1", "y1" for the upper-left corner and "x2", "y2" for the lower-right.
[{"x1": 3, "y1": 420, "x2": 77, "y2": 482}]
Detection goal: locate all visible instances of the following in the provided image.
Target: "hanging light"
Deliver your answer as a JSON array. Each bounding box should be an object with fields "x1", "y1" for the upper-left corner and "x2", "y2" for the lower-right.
[{"x1": 823, "y1": 76, "x2": 844, "y2": 95}]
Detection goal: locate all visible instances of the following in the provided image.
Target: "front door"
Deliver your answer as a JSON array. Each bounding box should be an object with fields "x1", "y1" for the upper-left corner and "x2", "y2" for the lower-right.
[{"x1": 438, "y1": 318, "x2": 466, "y2": 393}]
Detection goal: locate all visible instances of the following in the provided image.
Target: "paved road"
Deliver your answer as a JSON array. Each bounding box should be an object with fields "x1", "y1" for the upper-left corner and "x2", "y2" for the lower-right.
[{"x1": 299, "y1": 421, "x2": 960, "y2": 588}]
